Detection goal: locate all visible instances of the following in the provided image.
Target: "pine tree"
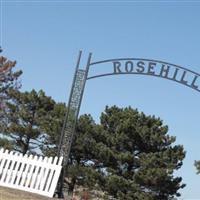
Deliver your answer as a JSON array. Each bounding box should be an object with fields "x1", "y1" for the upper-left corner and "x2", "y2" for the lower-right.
[
  {"x1": 94, "y1": 106, "x2": 186, "y2": 200},
  {"x1": 45, "y1": 105, "x2": 185, "y2": 199},
  {"x1": 42, "y1": 112, "x2": 101, "y2": 195},
  {"x1": 2, "y1": 89, "x2": 55, "y2": 154},
  {"x1": 41, "y1": 102, "x2": 66, "y2": 156},
  {"x1": 194, "y1": 160, "x2": 200, "y2": 174},
  {"x1": 0, "y1": 51, "x2": 22, "y2": 99},
  {"x1": 0, "y1": 51, "x2": 22, "y2": 146},
  {"x1": 67, "y1": 114, "x2": 102, "y2": 194}
]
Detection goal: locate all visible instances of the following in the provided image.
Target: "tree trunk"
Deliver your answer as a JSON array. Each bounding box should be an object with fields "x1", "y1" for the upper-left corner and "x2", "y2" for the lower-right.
[
  {"x1": 22, "y1": 137, "x2": 30, "y2": 155},
  {"x1": 68, "y1": 177, "x2": 76, "y2": 196}
]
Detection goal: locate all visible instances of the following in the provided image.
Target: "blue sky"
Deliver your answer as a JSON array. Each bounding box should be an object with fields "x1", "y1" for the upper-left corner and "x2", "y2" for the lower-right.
[{"x1": 1, "y1": 1, "x2": 200, "y2": 199}]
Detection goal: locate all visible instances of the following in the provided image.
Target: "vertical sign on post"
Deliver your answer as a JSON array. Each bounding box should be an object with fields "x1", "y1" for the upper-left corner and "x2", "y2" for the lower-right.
[{"x1": 57, "y1": 51, "x2": 92, "y2": 197}]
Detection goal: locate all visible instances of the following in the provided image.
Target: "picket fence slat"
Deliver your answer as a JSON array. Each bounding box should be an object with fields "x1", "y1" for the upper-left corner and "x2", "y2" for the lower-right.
[
  {"x1": 25, "y1": 155, "x2": 37, "y2": 188},
  {"x1": 5, "y1": 152, "x2": 17, "y2": 184},
  {"x1": 45, "y1": 157, "x2": 58, "y2": 193},
  {"x1": 15, "y1": 154, "x2": 28, "y2": 186},
  {"x1": 10, "y1": 153, "x2": 22, "y2": 185},
  {"x1": 0, "y1": 148, "x2": 63, "y2": 198},
  {"x1": 30, "y1": 156, "x2": 43, "y2": 189}
]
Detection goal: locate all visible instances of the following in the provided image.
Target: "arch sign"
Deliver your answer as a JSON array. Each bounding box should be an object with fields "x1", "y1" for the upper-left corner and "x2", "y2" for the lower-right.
[
  {"x1": 88, "y1": 58, "x2": 200, "y2": 92},
  {"x1": 56, "y1": 51, "x2": 200, "y2": 197}
]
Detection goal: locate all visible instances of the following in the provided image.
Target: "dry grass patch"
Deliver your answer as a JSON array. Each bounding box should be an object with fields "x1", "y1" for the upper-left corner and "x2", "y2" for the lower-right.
[{"x1": 0, "y1": 186, "x2": 57, "y2": 200}]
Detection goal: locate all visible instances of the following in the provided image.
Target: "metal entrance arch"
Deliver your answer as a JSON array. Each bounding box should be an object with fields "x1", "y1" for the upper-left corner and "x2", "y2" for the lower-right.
[
  {"x1": 57, "y1": 51, "x2": 200, "y2": 197},
  {"x1": 88, "y1": 58, "x2": 200, "y2": 92}
]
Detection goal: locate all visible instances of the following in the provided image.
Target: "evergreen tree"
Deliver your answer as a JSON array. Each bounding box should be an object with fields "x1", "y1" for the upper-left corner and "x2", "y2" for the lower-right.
[
  {"x1": 42, "y1": 112, "x2": 101, "y2": 195},
  {"x1": 0, "y1": 51, "x2": 22, "y2": 99},
  {"x1": 94, "y1": 106, "x2": 185, "y2": 200},
  {"x1": 67, "y1": 114, "x2": 102, "y2": 195},
  {"x1": 0, "y1": 138, "x2": 14, "y2": 150},
  {"x1": 46, "y1": 105, "x2": 185, "y2": 199},
  {"x1": 2, "y1": 89, "x2": 55, "y2": 154},
  {"x1": 194, "y1": 160, "x2": 200, "y2": 174},
  {"x1": 41, "y1": 102, "x2": 66, "y2": 156},
  {"x1": 0, "y1": 51, "x2": 22, "y2": 147}
]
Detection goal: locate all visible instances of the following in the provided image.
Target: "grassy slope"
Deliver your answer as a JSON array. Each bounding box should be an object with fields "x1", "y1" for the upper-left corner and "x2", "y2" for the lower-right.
[
  {"x1": 0, "y1": 186, "x2": 105, "y2": 200},
  {"x1": 0, "y1": 186, "x2": 57, "y2": 200}
]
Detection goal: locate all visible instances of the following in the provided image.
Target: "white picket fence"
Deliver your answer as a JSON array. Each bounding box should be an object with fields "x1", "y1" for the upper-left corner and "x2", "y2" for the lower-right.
[{"x1": 0, "y1": 148, "x2": 63, "y2": 197}]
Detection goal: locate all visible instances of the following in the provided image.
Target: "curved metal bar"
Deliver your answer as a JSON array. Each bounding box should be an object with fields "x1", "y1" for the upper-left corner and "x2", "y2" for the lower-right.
[
  {"x1": 87, "y1": 72, "x2": 200, "y2": 92},
  {"x1": 90, "y1": 58, "x2": 200, "y2": 77}
]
